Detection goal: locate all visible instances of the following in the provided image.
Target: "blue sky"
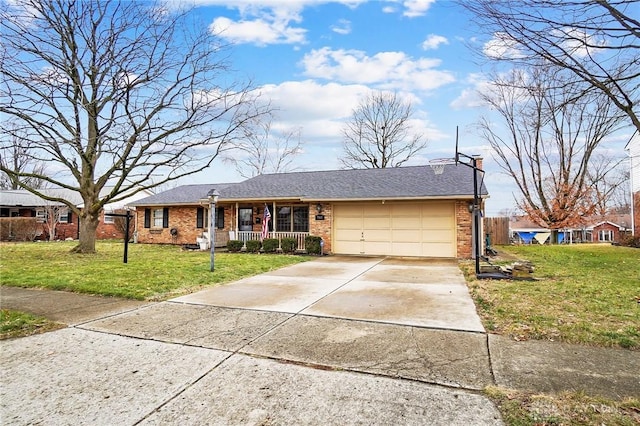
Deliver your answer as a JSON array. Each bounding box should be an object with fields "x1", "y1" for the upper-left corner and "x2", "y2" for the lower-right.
[{"x1": 175, "y1": 0, "x2": 633, "y2": 216}]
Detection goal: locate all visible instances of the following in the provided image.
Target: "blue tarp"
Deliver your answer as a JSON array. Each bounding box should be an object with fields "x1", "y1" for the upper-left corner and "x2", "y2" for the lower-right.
[{"x1": 516, "y1": 231, "x2": 536, "y2": 244}]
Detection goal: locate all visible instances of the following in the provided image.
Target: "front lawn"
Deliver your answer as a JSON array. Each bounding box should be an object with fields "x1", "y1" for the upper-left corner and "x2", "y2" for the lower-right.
[
  {"x1": 0, "y1": 241, "x2": 309, "y2": 300},
  {"x1": 466, "y1": 244, "x2": 639, "y2": 350}
]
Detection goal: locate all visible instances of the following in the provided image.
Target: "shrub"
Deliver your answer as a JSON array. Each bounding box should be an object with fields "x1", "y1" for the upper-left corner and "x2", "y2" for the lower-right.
[
  {"x1": 0, "y1": 218, "x2": 42, "y2": 242},
  {"x1": 245, "y1": 239, "x2": 262, "y2": 253},
  {"x1": 305, "y1": 235, "x2": 323, "y2": 255},
  {"x1": 281, "y1": 237, "x2": 297, "y2": 254},
  {"x1": 226, "y1": 240, "x2": 243, "y2": 252},
  {"x1": 262, "y1": 238, "x2": 279, "y2": 253},
  {"x1": 620, "y1": 234, "x2": 640, "y2": 248}
]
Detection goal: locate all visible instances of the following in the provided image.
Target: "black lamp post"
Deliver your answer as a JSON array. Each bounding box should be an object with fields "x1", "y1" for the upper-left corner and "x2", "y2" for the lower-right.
[{"x1": 208, "y1": 189, "x2": 219, "y2": 272}]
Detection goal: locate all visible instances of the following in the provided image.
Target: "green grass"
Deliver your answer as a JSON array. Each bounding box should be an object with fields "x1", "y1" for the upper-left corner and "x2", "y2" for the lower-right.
[
  {"x1": 0, "y1": 241, "x2": 309, "y2": 300},
  {"x1": 466, "y1": 244, "x2": 640, "y2": 349},
  {"x1": 0, "y1": 309, "x2": 64, "y2": 339},
  {"x1": 485, "y1": 386, "x2": 640, "y2": 426}
]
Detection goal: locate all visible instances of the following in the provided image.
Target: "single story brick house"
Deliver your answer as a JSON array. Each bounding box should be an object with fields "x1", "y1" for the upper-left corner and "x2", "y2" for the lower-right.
[
  {"x1": 0, "y1": 187, "x2": 153, "y2": 241},
  {"x1": 130, "y1": 164, "x2": 488, "y2": 259}
]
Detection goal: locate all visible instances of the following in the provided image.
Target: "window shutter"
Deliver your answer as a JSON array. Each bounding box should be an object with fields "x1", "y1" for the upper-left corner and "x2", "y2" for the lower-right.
[
  {"x1": 67, "y1": 211, "x2": 73, "y2": 223},
  {"x1": 196, "y1": 207, "x2": 204, "y2": 228},
  {"x1": 162, "y1": 207, "x2": 169, "y2": 228},
  {"x1": 144, "y1": 209, "x2": 150, "y2": 228}
]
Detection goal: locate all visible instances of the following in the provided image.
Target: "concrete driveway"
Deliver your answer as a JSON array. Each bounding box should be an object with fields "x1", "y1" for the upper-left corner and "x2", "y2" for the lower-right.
[{"x1": 173, "y1": 256, "x2": 485, "y2": 333}]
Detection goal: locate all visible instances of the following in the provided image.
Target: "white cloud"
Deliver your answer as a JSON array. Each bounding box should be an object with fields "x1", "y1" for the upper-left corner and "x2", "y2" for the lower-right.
[
  {"x1": 402, "y1": 0, "x2": 436, "y2": 17},
  {"x1": 331, "y1": 19, "x2": 351, "y2": 35},
  {"x1": 421, "y1": 34, "x2": 448, "y2": 50},
  {"x1": 210, "y1": 15, "x2": 306, "y2": 45},
  {"x1": 552, "y1": 27, "x2": 605, "y2": 58},
  {"x1": 300, "y1": 47, "x2": 455, "y2": 92},
  {"x1": 483, "y1": 32, "x2": 523, "y2": 59},
  {"x1": 193, "y1": 0, "x2": 366, "y2": 45}
]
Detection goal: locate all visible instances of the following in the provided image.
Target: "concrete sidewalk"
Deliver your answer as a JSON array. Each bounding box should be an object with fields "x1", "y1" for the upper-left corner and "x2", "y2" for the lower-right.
[{"x1": 1, "y1": 285, "x2": 639, "y2": 425}]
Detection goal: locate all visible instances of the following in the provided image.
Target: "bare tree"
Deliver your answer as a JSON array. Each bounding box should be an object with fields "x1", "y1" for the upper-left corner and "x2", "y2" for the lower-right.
[
  {"x1": 477, "y1": 66, "x2": 625, "y2": 229},
  {"x1": 224, "y1": 115, "x2": 304, "y2": 178},
  {"x1": 461, "y1": 0, "x2": 640, "y2": 133},
  {"x1": 0, "y1": 0, "x2": 266, "y2": 253},
  {"x1": 340, "y1": 91, "x2": 427, "y2": 169},
  {"x1": 0, "y1": 129, "x2": 48, "y2": 190},
  {"x1": 587, "y1": 154, "x2": 630, "y2": 217}
]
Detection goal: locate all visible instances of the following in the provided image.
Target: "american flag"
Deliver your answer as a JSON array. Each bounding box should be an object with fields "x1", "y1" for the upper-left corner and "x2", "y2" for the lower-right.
[{"x1": 261, "y1": 205, "x2": 271, "y2": 240}]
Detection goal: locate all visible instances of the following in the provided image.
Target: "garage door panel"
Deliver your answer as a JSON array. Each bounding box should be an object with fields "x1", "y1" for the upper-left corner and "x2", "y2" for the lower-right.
[
  {"x1": 422, "y1": 203, "x2": 451, "y2": 215},
  {"x1": 338, "y1": 230, "x2": 364, "y2": 240},
  {"x1": 363, "y1": 217, "x2": 390, "y2": 228},
  {"x1": 391, "y1": 204, "x2": 422, "y2": 216},
  {"x1": 392, "y1": 216, "x2": 421, "y2": 228},
  {"x1": 392, "y1": 242, "x2": 421, "y2": 256},
  {"x1": 422, "y1": 229, "x2": 455, "y2": 243},
  {"x1": 335, "y1": 216, "x2": 363, "y2": 228},
  {"x1": 392, "y1": 229, "x2": 421, "y2": 242},
  {"x1": 422, "y1": 242, "x2": 455, "y2": 257},
  {"x1": 363, "y1": 241, "x2": 391, "y2": 255},
  {"x1": 365, "y1": 230, "x2": 391, "y2": 242}
]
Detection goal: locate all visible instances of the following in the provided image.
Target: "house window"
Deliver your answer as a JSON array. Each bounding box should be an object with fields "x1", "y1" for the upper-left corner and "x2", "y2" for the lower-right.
[
  {"x1": 277, "y1": 205, "x2": 309, "y2": 232},
  {"x1": 196, "y1": 207, "x2": 207, "y2": 229},
  {"x1": 144, "y1": 208, "x2": 169, "y2": 228},
  {"x1": 104, "y1": 213, "x2": 115, "y2": 224},
  {"x1": 216, "y1": 207, "x2": 224, "y2": 229},
  {"x1": 238, "y1": 208, "x2": 253, "y2": 231},
  {"x1": 598, "y1": 229, "x2": 613, "y2": 242},
  {"x1": 58, "y1": 208, "x2": 69, "y2": 223},
  {"x1": 36, "y1": 209, "x2": 46, "y2": 223},
  {"x1": 152, "y1": 208, "x2": 164, "y2": 228}
]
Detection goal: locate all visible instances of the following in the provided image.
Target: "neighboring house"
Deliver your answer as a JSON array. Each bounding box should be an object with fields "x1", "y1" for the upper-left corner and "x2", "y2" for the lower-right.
[
  {"x1": 510, "y1": 214, "x2": 632, "y2": 244},
  {"x1": 130, "y1": 164, "x2": 489, "y2": 259},
  {"x1": 0, "y1": 187, "x2": 153, "y2": 241},
  {"x1": 626, "y1": 131, "x2": 640, "y2": 236}
]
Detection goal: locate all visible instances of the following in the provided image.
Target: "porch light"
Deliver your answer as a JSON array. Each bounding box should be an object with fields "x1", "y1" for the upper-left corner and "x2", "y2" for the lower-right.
[{"x1": 316, "y1": 203, "x2": 323, "y2": 213}]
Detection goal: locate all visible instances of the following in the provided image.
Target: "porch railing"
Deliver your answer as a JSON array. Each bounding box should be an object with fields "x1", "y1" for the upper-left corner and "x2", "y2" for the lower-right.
[{"x1": 237, "y1": 231, "x2": 308, "y2": 251}]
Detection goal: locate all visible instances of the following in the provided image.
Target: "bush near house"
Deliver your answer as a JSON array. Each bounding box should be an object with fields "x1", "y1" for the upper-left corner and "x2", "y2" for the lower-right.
[
  {"x1": 0, "y1": 218, "x2": 42, "y2": 241},
  {"x1": 226, "y1": 240, "x2": 243, "y2": 252},
  {"x1": 281, "y1": 238, "x2": 297, "y2": 254},
  {"x1": 620, "y1": 234, "x2": 640, "y2": 248},
  {"x1": 262, "y1": 238, "x2": 279, "y2": 253},
  {"x1": 305, "y1": 236, "x2": 322, "y2": 255},
  {"x1": 245, "y1": 240, "x2": 261, "y2": 253}
]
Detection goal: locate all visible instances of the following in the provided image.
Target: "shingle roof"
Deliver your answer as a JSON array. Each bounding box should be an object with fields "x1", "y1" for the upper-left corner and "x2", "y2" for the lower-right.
[
  {"x1": 0, "y1": 188, "x2": 83, "y2": 207},
  {"x1": 130, "y1": 165, "x2": 488, "y2": 206},
  {"x1": 128, "y1": 183, "x2": 238, "y2": 206}
]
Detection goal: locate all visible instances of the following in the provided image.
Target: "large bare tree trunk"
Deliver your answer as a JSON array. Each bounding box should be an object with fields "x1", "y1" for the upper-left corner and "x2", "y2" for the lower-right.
[{"x1": 72, "y1": 211, "x2": 100, "y2": 254}]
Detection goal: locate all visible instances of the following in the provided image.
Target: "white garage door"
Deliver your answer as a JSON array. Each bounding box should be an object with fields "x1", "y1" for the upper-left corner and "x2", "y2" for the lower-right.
[{"x1": 333, "y1": 202, "x2": 456, "y2": 257}]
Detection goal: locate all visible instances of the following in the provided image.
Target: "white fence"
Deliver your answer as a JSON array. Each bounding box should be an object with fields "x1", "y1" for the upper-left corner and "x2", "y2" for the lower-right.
[{"x1": 237, "y1": 231, "x2": 308, "y2": 251}]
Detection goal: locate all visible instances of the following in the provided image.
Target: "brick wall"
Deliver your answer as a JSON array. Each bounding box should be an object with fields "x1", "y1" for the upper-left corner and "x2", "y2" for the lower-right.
[
  {"x1": 309, "y1": 203, "x2": 332, "y2": 252},
  {"x1": 455, "y1": 200, "x2": 474, "y2": 259},
  {"x1": 135, "y1": 206, "x2": 205, "y2": 244}
]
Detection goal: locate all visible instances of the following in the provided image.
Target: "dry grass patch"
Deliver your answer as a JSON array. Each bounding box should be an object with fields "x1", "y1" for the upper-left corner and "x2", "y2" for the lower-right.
[
  {"x1": 464, "y1": 244, "x2": 639, "y2": 349},
  {"x1": 485, "y1": 386, "x2": 640, "y2": 426}
]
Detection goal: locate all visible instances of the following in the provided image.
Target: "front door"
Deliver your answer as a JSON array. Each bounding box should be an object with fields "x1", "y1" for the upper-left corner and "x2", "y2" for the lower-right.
[{"x1": 238, "y1": 208, "x2": 253, "y2": 231}]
